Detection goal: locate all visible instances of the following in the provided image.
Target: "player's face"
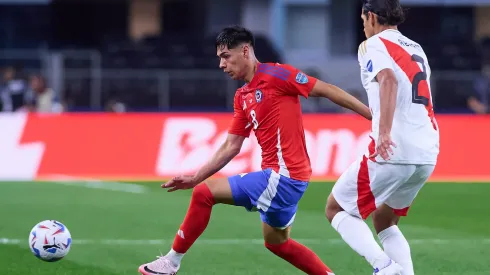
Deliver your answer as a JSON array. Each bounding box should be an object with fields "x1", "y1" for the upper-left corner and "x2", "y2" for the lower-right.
[
  {"x1": 361, "y1": 10, "x2": 375, "y2": 38},
  {"x1": 217, "y1": 44, "x2": 248, "y2": 80}
]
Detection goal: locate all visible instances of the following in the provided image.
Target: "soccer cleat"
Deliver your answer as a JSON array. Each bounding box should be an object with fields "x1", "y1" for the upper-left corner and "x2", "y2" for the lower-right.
[
  {"x1": 138, "y1": 256, "x2": 179, "y2": 275},
  {"x1": 373, "y1": 260, "x2": 403, "y2": 275}
]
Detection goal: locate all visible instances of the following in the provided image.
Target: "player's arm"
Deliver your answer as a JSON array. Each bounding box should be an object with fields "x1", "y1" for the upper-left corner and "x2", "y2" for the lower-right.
[
  {"x1": 192, "y1": 98, "x2": 251, "y2": 183},
  {"x1": 163, "y1": 95, "x2": 251, "y2": 191},
  {"x1": 163, "y1": 133, "x2": 246, "y2": 192},
  {"x1": 192, "y1": 133, "x2": 245, "y2": 183},
  {"x1": 309, "y1": 81, "x2": 372, "y2": 120},
  {"x1": 365, "y1": 39, "x2": 398, "y2": 160},
  {"x1": 279, "y1": 64, "x2": 371, "y2": 120},
  {"x1": 376, "y1": 68, "x2": 398, "y2": 136}
]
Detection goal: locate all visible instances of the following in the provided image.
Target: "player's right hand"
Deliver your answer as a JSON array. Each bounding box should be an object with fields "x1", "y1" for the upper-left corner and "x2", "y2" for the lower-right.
[
  {"x1": 162, "y1": 175, "x2": 199, "y2": 192},
  {"x1": 370, "y1": 133, "x2": 397, "y2": 161}
]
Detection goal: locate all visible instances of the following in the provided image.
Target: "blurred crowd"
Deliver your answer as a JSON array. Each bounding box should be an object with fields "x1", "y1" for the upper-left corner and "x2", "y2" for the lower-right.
[
  {"x1": 469, "y1": 63, "x2": 490, "y2": 114},
  {"x1": 0, "y1": 66, "x2": 63, "y2": 113},
  {"x1": 0, "y1": 66, "x2": 128, "y2": 114},
  {"x1": 2, "y1": 63, "x2": 488, "y2": 115}
]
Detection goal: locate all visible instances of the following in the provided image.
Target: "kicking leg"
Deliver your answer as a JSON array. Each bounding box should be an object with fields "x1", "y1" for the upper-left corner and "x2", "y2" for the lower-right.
[
  {"x1": 373, "y1": 204, "x2": 413, "y2": 275},
  {"x1": 139, "y1": 179, "x2": 233, "y2": 275},
  {"x1": 167, "y1": 179, "x2": 233, "y2": 261},
  {"x1": 325, "y1": 194, "x2": 393, "y2": 273},
  {"x1": 262, "y1": 223, "x2": 335, "y2": 275}
]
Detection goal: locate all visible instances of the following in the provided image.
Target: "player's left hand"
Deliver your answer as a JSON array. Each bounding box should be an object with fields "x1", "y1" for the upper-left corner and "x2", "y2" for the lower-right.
[
  {"x1": 162, "y1": 175, "x2": 199, "y2": 192},
  {"x1": 370, "y1": 133, "x2": 397, "y2": 161}
]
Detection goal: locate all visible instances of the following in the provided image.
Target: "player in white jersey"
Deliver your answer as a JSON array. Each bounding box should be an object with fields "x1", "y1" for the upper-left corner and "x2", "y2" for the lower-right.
[{"x1": 325, "y1": 1, "x2": 439, "y2": 275}]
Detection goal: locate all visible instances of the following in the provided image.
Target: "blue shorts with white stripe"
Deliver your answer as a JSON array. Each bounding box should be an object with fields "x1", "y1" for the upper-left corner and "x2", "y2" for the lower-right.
[{"x1": 228, "y1": 168, "x2": 308, "y2": 229}]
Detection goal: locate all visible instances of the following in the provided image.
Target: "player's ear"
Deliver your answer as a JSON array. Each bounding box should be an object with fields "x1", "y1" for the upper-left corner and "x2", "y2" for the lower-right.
[
  {"x1": 369, "y1": 12, "x2": 377, "y2": 27},
  {"x1": 242, "y1": 44, "x2": 249, "y2": 59}
]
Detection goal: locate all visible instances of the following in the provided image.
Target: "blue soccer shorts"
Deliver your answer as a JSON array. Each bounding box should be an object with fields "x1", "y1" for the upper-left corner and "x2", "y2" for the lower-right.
[{"x1": 228, "y1": 168, "x2": 308, "y2": 229}]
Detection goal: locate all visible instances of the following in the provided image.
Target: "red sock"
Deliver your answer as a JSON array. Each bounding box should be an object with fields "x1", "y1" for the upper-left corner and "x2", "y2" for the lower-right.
[
  {"x1": 172, "y1": 183, "x2": 215, "y2": 253},
  {"x1": 265, "y1": 239, "x2": 334, "y2": 275}
]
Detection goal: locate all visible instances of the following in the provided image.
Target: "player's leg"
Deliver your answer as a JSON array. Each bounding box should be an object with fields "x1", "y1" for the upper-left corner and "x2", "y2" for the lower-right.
[
  {"x1": 325, "y1": 156, "x2": 412, "y2": 274},
  {"x1": 374, "y1": 164, "x2": 435, "y2": 275},
  {"x1": 325, "y1": 193, "x2": 393, "y2": 273},
  {"x1": 262, "y1": 223, "x2": 335, "y2": 275},
  {"x1": 165, "y1": 179, "x2": 234, "y2": 263},
  {"x1": 372, "y1": 204, "x2": 412, "y2": 275},
  {"x1": 139, "y1": 178, "x2": 235, "y2": 275},
  {"x1": 259, "y1": 171, "x2": 335, "y2": 274}
]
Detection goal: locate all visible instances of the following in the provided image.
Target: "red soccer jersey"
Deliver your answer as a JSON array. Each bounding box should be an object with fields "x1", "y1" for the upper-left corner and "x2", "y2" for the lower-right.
[{"x1": 228, "y1": 62, "x2": 317, "y2": 182}]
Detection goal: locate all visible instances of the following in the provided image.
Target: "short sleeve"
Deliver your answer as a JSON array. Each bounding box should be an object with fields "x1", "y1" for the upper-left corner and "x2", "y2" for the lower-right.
[
  {"x1": 363, "y1": 38, "x2": 395, "y2": 83},
  {"x1": 228, "y1": 94, "x2": 252, "y2": 137},
  {"x1": 278, "y1": 64, "x2": 317, "y2": 98},
  {"x1": 358, "y1": 40, "x2": 367, "y2": 65}
]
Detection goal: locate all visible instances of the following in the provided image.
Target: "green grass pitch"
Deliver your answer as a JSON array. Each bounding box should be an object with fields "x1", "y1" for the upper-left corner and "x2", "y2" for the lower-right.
[{"x1": 0, "y1": 180, "x2": 489, "y2": 274}]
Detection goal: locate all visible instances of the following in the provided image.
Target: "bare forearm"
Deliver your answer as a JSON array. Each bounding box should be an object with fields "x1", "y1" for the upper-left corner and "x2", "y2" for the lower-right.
[
  {"x1": 329, "y1": 85, "x2": 371, "y2": 119},
  {"x1": 193, "y1": 144, "x2": 239, "y2": 183},
  {"x1": 312, "y1": 81, "x2": 371, "y2": 120},
  {"x1": 379, "y1": 80, "x2": 398, "y2": 134}
]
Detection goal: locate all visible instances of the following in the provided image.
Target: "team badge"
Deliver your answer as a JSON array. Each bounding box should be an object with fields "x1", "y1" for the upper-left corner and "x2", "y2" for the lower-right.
[
  {"x1": 255, "y1": 89, "x2": 263, "y2": 103},
  {"x1": 295, "y1": 72, "x2": 308, "y2": 84},
  {"x1": 367, "y1": 60, "x2": 373, "y2": 72}
]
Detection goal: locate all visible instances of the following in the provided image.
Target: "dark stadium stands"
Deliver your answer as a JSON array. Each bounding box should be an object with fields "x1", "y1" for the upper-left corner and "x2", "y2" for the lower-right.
[{"x1": 61, "y1": 34, "x2": 283, "y2": 111}]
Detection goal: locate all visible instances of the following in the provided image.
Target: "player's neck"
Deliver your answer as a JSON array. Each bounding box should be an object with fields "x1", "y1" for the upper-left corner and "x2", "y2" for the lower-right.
[
  {"x1": 244, "y1": 60, "x2": 259, "y2": 83},
  {"x1": 374, "y1": 25, "x2": 398, "y2": 36}
]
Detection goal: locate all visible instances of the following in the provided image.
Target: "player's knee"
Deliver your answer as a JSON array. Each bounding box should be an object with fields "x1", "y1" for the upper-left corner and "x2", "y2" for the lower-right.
[
  {"x1": 192, "y1": 183, "x2": 216, "y2": 206},
  {"x1": 325, "y1": 194, "x2": 343, "y2": 223},
  {"x1": 262, "y1": 223, "x2": 290, "y2": 245},
  {"x1": 264, "y1": 236, "x2": 289, "y2": 247},
  {"x1": 372, "y1": 206, "x2": 399, "y2": 234},
  {"x1": 372, "y1": 217, "x2": 398, "y2": 234}
]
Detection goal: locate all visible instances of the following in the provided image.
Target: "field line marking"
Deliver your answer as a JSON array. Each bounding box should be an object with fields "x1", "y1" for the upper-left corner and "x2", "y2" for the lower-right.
[
  {"x1": 4, "y1": 238, "x2": 490, "y2": 246},
  {"x1": 39, "y1": 174, "x2": 149, "y2": 194}
]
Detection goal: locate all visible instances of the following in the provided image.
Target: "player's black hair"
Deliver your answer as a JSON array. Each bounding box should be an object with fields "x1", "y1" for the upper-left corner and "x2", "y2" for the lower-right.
[
  {"x1": 215, "y1": 25, "x2": 255, "y2": 50},
  {"x1": 362, "y1": 0, "x2": 406, "y2": 26}
]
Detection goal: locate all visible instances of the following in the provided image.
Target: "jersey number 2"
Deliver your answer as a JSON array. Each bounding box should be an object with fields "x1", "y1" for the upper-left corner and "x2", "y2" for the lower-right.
[{"x1": 411, "y1": 54, "x2": 430, "y2": 106}]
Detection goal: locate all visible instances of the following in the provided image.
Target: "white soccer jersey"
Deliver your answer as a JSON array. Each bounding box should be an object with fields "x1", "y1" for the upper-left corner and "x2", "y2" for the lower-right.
[{"x1": 358, "y1": 29, "x2": 439, "y2": 165}]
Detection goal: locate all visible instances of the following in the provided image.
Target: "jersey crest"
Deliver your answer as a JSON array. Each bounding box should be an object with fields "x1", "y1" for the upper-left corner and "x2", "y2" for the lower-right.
[
  {"x1": 295, "y1": 72, "x2": 308, "y2": 84},
  {"x1": 255, "y1": 89, "x2": 263, "y2": 103}
]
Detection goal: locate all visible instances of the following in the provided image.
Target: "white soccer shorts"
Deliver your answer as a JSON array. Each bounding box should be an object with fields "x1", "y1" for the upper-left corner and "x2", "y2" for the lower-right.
[{"x1": 332, "y1": 155, "x2": 435, "y2": 219}]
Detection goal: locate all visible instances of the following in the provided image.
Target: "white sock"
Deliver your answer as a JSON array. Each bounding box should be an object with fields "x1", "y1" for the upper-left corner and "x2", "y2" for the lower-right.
[
  {"x1": 378, "y1": 225, "x2": 414, "y2": 275},
  {"x1": 332, "y1": 211, "x2": 392, "y2": 271},
  {"x1": 165, "y1": 249, "x2": 185, "y2": 267}
]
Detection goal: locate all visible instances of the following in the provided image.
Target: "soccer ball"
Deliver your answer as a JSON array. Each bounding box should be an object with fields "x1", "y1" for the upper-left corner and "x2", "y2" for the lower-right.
[{"x1": 28, "y1": 220, "x2": 72, "y2": 262}]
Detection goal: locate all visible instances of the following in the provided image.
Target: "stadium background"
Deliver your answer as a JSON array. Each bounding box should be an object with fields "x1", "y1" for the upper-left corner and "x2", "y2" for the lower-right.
[{"x1": 0, "y1": 0, "x2": 489, "y2": 274}]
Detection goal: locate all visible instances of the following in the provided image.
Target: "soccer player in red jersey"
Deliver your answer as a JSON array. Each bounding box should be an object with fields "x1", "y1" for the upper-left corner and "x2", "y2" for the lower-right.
[{"x1": 138, "y1": 26, "x2": 371, "y2": 275}]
